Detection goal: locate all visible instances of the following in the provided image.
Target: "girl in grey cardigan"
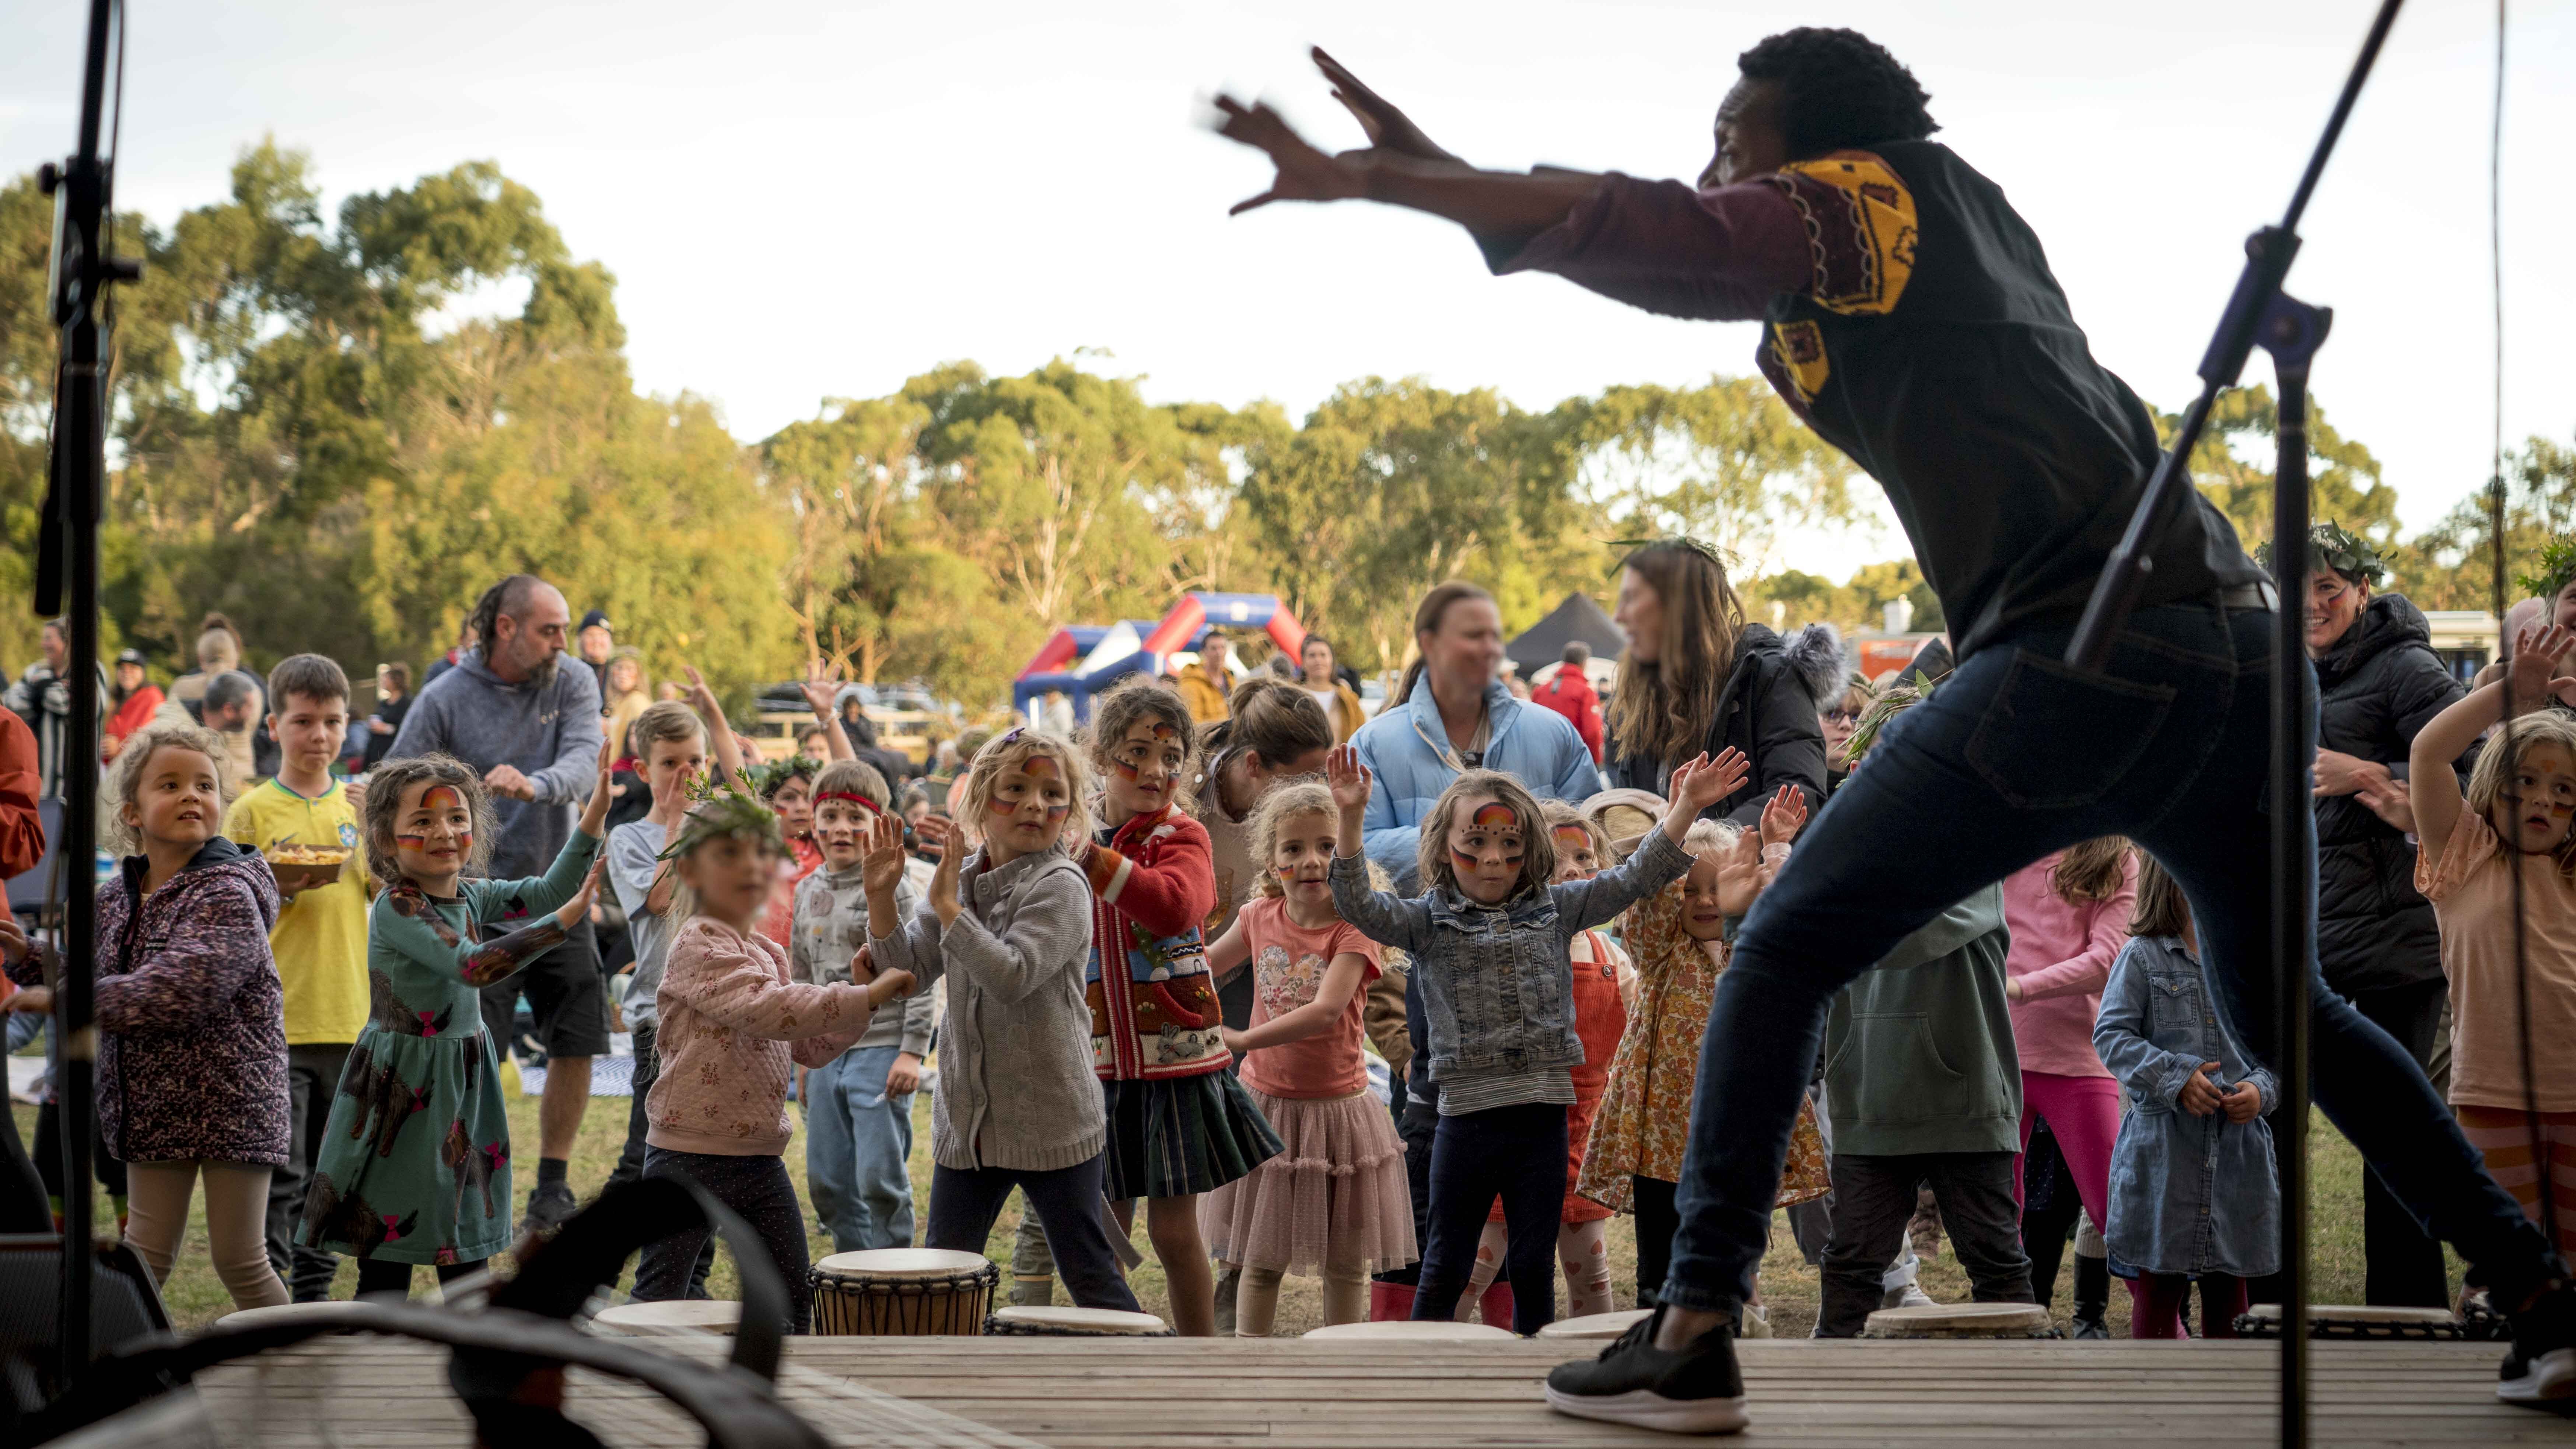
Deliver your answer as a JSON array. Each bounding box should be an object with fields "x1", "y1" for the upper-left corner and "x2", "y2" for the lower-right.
[
  {"x1": 863, "y1": 730, "x2": 1140, "y2": 1312},
  {"x1": 1322, "y1": 744, "x2": 1739, "y2": 1333}
]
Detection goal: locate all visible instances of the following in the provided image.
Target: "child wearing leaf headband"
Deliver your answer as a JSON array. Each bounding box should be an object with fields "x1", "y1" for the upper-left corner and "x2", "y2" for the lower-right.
[{"x1": 634, "y1": 781, "x2": 913, "y2": 1333}]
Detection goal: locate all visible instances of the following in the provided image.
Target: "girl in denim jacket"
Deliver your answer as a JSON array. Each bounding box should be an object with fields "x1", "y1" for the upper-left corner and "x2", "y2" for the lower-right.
[
  {"x1": 1325, "y1": 743, "x2": 1742, "y2": 1333},
  {"x1": 2094, "y1": 856, "x2": 2279, "y2": 1339}
]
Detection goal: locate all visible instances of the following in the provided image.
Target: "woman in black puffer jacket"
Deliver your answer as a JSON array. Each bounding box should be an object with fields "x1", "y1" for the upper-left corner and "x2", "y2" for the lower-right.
[
  {"x1": 1602, "y1": 540, "x2": 1833, "y2": 826},
  {"x1": 2294, "y1": 525, "x2": 2467, "y2": 1309}
]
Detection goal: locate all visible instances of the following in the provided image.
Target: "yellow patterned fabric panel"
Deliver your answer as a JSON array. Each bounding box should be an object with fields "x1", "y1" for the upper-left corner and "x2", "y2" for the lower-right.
[
  {"x1": 1769, "y1": 320, "x2": 1830, "y2": 405},
  {"x1": 1765, "y1": 152, "x2": 1919, "y2": 317}
]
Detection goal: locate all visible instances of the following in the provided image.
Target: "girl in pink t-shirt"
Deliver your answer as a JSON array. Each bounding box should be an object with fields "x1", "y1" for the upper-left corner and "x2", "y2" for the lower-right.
[
  {"x1": 1200, "y1": 781, "x2": 1417, "y2": 1336},
  {"x1": 2000, "y1": 838, "x2": 2138, "y2": 1292},
  {"x1": 2411, "y1": 628, "x2": 2576, "y2": 1262}
]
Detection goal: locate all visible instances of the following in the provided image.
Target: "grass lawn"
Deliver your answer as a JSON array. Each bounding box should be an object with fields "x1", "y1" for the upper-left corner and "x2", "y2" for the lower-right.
[{"x1": 13, "y1": 1067, "x2": 2451, "y2": 1338}]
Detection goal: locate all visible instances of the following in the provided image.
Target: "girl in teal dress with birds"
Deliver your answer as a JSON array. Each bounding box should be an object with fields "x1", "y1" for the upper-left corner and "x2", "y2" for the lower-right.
[{"x1": 301, "y1": 740, "x2": 611, "y2": 1295}]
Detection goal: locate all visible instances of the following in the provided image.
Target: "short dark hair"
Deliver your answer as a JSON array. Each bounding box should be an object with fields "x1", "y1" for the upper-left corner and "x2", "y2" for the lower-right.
[
  {"x1": 1562, "y1": 640, "x2": 1591, "y2": 666},
  {"x1": 269, "y1": 653, "x2": 350, "y2": 711},
  {"x1": 1737, "y1": 27, "x2": 1938, "y2": 158},
  {"x1": 204, "y1": 671, "x2": 258, "y2": 715}
]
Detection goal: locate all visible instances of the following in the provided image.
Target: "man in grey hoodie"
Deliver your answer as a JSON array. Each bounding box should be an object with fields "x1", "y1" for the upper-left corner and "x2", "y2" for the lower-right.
[{"x1": 386, "y1": 573, "x2": 605, "y2": 1233}]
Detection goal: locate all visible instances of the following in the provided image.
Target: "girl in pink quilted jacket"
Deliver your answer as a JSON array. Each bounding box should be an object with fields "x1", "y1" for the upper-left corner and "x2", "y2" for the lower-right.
[
  {"x1": 3, "y1": 722, "x2": 288, "y2": 1310},
  {"x1": 633, "y1": 785, "x2": 914, "y2": 1332}
]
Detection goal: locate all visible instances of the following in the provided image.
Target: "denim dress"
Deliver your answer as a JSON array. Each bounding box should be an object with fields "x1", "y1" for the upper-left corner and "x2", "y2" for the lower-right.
[{"x1": 2093, "y1": 935, "x2": 2281, "y2": 1278}]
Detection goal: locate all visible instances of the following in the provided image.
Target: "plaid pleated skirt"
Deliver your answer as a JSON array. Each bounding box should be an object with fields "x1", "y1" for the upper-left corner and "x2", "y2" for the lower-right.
[{"x1": 1099, "y1": 1071, "x2": 1283, "y2": 1200}]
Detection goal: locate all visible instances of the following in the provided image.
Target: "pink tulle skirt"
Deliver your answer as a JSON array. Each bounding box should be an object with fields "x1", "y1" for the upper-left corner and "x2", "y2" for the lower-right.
[{"x1": 1199, "y1": 1085, "x2": 1417, "y2": 1278}]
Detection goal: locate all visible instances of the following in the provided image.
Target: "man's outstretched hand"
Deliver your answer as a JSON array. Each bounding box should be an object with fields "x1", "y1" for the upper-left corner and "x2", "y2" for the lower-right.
[
  {"x1": 1313, "y1": 48, "x2": 1457, "y2": 165},
  {"x1": 1212, "y1": 96, "x2": 1370, "y2": 214}
]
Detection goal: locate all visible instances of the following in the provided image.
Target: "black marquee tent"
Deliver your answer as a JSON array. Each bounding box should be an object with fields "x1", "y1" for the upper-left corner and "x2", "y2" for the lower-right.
[{"x1": 1506, "y1": 592, "x2": 1625, "y2": 677}]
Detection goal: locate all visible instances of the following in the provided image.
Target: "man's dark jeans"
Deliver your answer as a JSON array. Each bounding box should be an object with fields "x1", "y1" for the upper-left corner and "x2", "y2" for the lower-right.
[
  {"x1": 1663, "y1": 599, "x2": 2565, "y2": 1313},
  {"x1": 1817, "y1": 1152, "x2": 2029, "y2": 1337}
]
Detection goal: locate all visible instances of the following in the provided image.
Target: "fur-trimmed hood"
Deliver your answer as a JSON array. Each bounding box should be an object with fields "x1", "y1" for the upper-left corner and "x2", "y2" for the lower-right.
[{"x1": 1784, "y1": 622, "x2": 1846, "y2": 704}]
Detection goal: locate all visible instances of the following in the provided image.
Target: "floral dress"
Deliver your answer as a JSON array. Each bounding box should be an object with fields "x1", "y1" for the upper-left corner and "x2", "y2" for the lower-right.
[
  {"x1": 1577, "y1": 879, "x2": 1829, "y2": 1212},
  {"x1": 300, "y1": 832, "x2": 601, "y2": 1266}
]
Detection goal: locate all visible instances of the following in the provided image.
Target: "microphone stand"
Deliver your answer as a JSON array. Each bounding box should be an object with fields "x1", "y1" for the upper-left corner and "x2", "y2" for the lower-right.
[
  {"x1": 2067, "y1": 4, "x2": 2398, "y2": 1444},
  {"x1": 34, "y1": 0, "x2": 140, "y2": 1389}
]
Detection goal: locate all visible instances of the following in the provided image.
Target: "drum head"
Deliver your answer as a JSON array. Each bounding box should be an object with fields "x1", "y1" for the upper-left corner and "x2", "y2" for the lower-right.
[
  {"x1": 1302, "y1": 1320, "x2": 1515, "y2": 1340},
  {"x1": 2244, "y1": 1303, "x2": 2455, "y2": 1325},
  {"x1": 593, "y1": 1300, "x2": 742, "y2": 1336},
  {"x1": 1861, "y1": 1302, "x2": 2052, "y2": 1337},
  {"x1": 1536, "y1": 1308, "x2": 1653, "y2": 1341},
  {"x1": 990, "y1": 1306, "x2": 1171, "y2": 1335},
  {"x1": 215, "y1": 1302, "x2": 367, "y2": 1333},
  {"x1": 814, "y1": 1248, "x2": 993, "y2": 1280}
]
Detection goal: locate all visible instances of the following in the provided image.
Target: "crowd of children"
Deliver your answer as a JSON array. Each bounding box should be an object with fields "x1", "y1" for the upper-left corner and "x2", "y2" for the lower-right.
[{"x1": 8, "y1": 603, "x2": 2576, "y2": 1351}]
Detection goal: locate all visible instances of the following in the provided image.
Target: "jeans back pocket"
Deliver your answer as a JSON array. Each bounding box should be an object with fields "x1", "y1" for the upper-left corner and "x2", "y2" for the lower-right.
[{"x1": 1964, "y1": 650, "x2": 2177, "y2": 811}]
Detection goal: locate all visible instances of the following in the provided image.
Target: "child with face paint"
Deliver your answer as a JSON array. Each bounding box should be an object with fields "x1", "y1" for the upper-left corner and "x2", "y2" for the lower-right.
[
  {"x1": 1322, "y1": 743, "x2": 1744, "y2": 1333},
  {"x1": 1200, "y1": 780, "x2": 1417, "y2": 1336},
  {"x1": 792, "y1": 757, "x2": 938, "y2": 1254},
  {"x1": 864, "y1": 729, "x2": 1146, "y2": 1313},
  {"x1": 2411, "y1": 621, "x2": 2576, "y2": 1261},
  {"x1": 1067, "y1": 679, "x2": 1281, "y2": 1337},
  {"x1": 634, "y1": 783, "x2": 914, "y2": 1332},
  {"x1": 1453, "y1": 801, "x2": 1636, "y2": 1322},
  {"x1": 752, "y1": 661, "x2": 863, "y2": 949},
  {"x1": 298, "y1": 740, "x2": 612, "y2": 1296},
  {"x1": 1579, "y1": 787, "x2": 1829, "y2": 1326}
]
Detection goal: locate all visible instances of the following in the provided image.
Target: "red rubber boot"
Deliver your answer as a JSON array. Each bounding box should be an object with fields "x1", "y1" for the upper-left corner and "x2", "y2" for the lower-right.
[{"x1": 1370, "y1": 1280, "x2": 1416, "y2": 1322}]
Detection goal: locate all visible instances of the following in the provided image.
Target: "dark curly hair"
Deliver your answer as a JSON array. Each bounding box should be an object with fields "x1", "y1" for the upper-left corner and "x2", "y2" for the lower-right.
[{"x1": 1737, "y1": 27, "x2": 1938, "y2": 158}]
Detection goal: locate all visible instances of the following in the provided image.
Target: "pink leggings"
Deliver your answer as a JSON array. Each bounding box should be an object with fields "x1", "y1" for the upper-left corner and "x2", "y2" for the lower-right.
[{"x1": 2015, "y1": 1071, "x2": 2121, "y2": 1227}]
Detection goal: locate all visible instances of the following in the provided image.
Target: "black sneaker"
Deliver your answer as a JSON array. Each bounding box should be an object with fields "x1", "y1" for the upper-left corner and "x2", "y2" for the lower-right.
[
  {"x1": 2070, "y1": 1316, "x2": 2111, "y2": 1341},
  {"x1": 524, "y1": 1181, "x2": 579, "y2": 1238},
  {"x1": 2500, "y1": 1283, "x2": 2576, "y2": 1408},
  {"x1": 1544, "y1": 1305, "x2": 1747, "y2": 1435}
]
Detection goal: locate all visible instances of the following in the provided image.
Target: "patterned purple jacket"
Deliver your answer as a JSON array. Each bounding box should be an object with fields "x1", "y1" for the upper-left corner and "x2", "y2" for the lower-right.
[{"x1": 10, "y1": 837, "x2": 288, "y2": 1164}]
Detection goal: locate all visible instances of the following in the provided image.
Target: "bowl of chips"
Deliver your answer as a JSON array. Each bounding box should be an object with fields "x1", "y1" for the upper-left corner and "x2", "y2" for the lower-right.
[{"x1": 266, "y1": 844, "x2": 350, "y2": 892}]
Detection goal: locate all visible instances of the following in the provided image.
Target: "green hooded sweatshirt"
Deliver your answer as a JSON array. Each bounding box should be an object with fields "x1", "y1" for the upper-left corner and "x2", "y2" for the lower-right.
[{"x1": 1823, "y1": 885, "x2": 2020, "y2": 1157}]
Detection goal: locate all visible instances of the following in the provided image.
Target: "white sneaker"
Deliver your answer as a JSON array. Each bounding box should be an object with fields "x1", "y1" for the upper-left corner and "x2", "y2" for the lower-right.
[{"x1": 1881, "y1": 1282, "x2": 1936, "y2": 1310}]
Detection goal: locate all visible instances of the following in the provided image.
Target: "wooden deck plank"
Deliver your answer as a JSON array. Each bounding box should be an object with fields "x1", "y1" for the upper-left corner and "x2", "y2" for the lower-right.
[{"x1": 180, "y1": 1333, "x2": 2576, "y2": 1447}]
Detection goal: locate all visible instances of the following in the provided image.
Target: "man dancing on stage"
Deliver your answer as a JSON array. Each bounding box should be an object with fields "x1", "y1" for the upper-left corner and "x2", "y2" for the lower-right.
[{"x1": 1215, "y1": 28, "x2": 2574, "y2": 1432}]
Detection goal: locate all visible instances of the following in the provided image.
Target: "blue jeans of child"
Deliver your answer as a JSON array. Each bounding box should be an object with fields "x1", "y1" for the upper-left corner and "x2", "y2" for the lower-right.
[
  {"x1": 805, "y1": 1044, "x2": 918, "y2": 1253},
  {"x1": 1411, "y1": 1102, "x2": 1568, "y2": 1334},
  {"x1": 1662, "y1": 598, "x2": 2566, "y2": 1314}
]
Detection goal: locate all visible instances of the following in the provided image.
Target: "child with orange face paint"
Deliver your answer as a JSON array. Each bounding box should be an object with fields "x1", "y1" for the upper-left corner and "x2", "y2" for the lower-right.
[
  {"x1": 1322, "y1": 743, "x2": 1745, "y2": 1333},
  {"x1": 864, "y1": 728, "x2": 1145, "y2": 1313},
  {"x1": 1073, "y1": 679, "x2": 1280, "y2": 1336},
  {"x1": 294, "y1": 742, "x2": 612, "y2": 1295},
  {"x1": 1453, "y1": 801, "x2": 1634, "y2": 1322}
]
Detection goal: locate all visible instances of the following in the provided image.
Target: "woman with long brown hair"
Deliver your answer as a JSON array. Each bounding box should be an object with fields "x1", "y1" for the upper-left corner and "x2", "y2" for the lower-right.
[
  {"x1": 1348, "y1": 581, "x2": 1600, "y2": 891},
  {"x1": 1605, "y1": 541, "x2": 1833, "y2": 825}
]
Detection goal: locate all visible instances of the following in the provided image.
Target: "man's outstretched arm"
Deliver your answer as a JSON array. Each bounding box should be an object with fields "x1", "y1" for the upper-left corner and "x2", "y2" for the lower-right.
[{"x1": 1214, "y1": 78, "x2": 1808, "y2": 321}]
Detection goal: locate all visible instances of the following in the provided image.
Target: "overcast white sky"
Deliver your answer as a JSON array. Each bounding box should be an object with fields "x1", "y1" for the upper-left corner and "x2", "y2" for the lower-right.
[{"x1": 4, "y1": 0, "x2": 2567, "y2": 582}]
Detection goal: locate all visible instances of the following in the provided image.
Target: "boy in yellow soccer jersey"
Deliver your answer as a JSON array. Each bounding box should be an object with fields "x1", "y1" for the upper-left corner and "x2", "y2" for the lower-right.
[{"x1": 223, "y1": 653, "x2": 370, "y2": 1301}]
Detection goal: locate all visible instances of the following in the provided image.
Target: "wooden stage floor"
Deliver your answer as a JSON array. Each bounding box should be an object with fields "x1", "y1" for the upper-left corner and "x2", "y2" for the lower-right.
[{"x1": 185, "y1": 1333, "x2": 2576, "y2": 1448}]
